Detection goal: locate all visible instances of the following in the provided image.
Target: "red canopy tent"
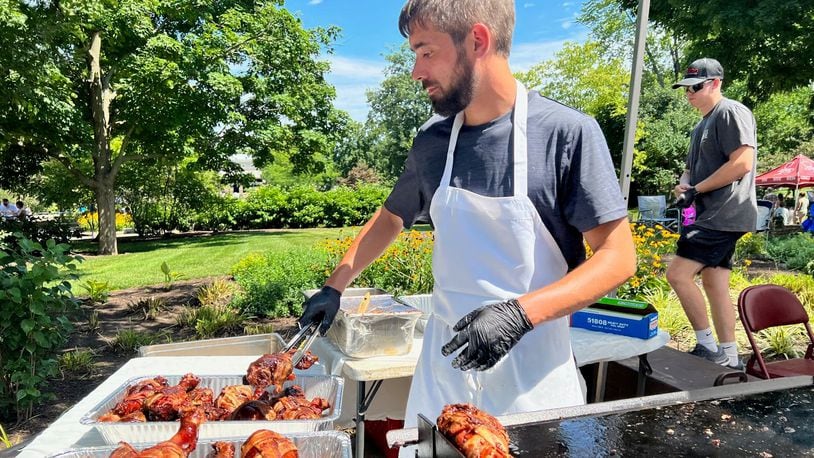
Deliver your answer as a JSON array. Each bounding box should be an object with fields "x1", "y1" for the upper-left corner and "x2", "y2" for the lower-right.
[{"x1": 755, "y1": 154, "x2": 814, "y2": 199}]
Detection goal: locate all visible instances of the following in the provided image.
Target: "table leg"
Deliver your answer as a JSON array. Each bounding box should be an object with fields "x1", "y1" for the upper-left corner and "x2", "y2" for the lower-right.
[
  {"x1": 356, "y1": 379, "x2": 384, "y2": 457},
  {"x1": 636, "y1": 354, "x2": 653, "y2": 396},
  {"x1": 594, "y1": 361, "x2": 607, "y2": 402}
]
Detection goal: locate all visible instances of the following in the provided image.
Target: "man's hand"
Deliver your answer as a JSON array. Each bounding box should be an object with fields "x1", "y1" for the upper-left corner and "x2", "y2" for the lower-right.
[
  {"x1": 675, "y1": 186, "x2": 698, "y2": 209},
  {"x1": 298, "y1": 286, "x2": 341, "y2": 335},
  {"x1": 441, "y1": 299, "x2": 533, "y2": 371}
]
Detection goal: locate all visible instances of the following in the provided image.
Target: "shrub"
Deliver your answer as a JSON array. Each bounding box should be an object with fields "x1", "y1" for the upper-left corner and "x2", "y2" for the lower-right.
[
  {"x1": 80, "y1": 279, "x2": 111, "y2": 304},
  {"x1": 76, "y1": 211, "x2": 134, "y2": 231},
  {"x1": 757, "y1": 326, "x2": 805, "y2": 359},
  {"x1": 58, "y1": 348, "x2": 96, "y2": 378},
  {"x1": 192, "y1": 304, "x2": 245, "y2": 338},
  {"x1": 127, "y1": 297, "x2": 167, "y2": 321},
  {"x1": 244, "y1": 323, "x2": 277, "y2": 335},
  {"x1": 232, "y1": 184, "x2": 389, "y2": 230},
  {"x1": 734, "y1": 232, "x2": 768, "y2": 263},
  {"x1": 618, "y1": 224, "x2": 678, "y2": 299},
  {"x1": 230, "y1": 248, "x2": 326, "y2": 317},
  {"x1": 110, "y1": 328, "x2": 166, "y2": 354},
  {"x1": 318, "y1": 230, "x2": 434, "y2": 296},
  {"x1": 767, "y1": 233, "x2": 814, "y2": 271},
  {"x1": 0, "y1": 236, "x2": 82, "y2": 422},
  {"x1": 0, "y1": 216, "x2": 80, "y2": 249},
  {"x1": 197, "y1": 278, "x2": 235, "y2": 307}
]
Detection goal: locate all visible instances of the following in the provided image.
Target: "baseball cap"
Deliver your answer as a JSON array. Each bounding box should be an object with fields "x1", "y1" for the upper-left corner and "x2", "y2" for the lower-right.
[{"x1": 672, "y1": 58, "x2": 724, "y2": 89}]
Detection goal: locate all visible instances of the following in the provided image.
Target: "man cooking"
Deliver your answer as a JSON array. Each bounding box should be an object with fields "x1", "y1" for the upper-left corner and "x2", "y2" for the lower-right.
[{"x1": 298, "y1": 0, "x2": 636, "y2": 441}]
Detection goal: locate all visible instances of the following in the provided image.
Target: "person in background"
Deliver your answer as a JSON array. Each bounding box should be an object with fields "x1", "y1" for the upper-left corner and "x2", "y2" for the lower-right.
[
  {"x1": 0, "y1": 198, "x2": 16, "y2": 219},
  {"x1": 298, "y1": 0, "x2": 636, "y2": 446},
  {"x1": 772, "y1": 198, "x2": 793, "y2": 228},
  {"x1": 795, "y1": 192, "x2": 810, "y2": 224},
  {"x1": 15, "y1": 201, "x2": 32, "y2": 220},
  {"x1": 667, "y1": 58, "x2": 757, "y2": 370}
]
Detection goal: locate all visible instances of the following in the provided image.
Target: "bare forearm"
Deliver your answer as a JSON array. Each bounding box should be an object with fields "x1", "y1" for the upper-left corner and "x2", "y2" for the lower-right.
[
  {"x1": 325, "y1": 207, "x2": 404, "y2": 292},
  {"x1": 694, "y1": 146, "x2": 754, "y2": 193},
  {"x1": 517, "y1": 217, "x2": 636, "y2": 325}
]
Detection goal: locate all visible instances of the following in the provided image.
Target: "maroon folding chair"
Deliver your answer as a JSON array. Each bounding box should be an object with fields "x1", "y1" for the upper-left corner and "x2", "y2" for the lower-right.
[{"x1": 737, "y1": 285, "x2": 814, "y2": 379}]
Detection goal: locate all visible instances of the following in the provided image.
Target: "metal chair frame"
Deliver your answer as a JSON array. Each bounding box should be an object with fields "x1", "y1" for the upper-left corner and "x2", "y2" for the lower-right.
[
  {"x1": 636, "y1": 195, "x2": 680, "y2": 232},
  {"x1": 737, "y1": 284, "x2": 814, "y2": 379}
]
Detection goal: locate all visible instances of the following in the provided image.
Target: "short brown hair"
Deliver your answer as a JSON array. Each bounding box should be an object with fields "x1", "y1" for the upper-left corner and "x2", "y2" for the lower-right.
[{"x1": 398, "y1": 0, "x2": 514, "y2": 57}]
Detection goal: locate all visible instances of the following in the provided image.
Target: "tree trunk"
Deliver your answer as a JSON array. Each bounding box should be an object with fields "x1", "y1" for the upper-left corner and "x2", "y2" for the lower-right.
[
  {"x1": 96, "y1": 184, "x2": 118, "y2": 255},
  {"x1": 88, "y1": 31, "x2": 118, "y2": 255}
]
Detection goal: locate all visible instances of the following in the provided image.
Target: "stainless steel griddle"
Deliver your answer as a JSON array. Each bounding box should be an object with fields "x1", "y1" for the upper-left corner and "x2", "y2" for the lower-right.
[{"x1": 389, "y1": 376, "x2": 814, "y2": 457}]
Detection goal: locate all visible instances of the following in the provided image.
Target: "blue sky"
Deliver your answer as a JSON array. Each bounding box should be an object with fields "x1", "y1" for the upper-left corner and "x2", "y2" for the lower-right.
[{"x1": 285, "y1": 0, "x2": 588, "y2": 121}]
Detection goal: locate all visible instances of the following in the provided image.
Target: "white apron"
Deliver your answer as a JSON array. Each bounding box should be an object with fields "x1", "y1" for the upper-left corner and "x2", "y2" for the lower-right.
[{"x1": 400, "y1": 81, "x2": 585, "y2": 456}]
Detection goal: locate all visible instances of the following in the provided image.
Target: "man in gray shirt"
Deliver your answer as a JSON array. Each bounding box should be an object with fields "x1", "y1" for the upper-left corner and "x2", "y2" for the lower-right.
[
  {"x1": 299, "y1": 0, "x2": 636, "y2": 433},
  {"x1": 668, "y1": 58, "x2": 757, "y2": 370}
]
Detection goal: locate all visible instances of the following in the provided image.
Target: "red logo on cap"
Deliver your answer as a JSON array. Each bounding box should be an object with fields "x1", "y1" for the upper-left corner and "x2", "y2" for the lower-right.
[{"x1": 686, "y1": 67, "x2": 699, "y2": 76}]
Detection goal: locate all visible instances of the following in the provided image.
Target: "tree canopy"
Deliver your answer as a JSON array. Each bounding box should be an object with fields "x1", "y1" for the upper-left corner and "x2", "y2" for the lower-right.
[
  {"x1": 619, "y1": 0, "x2": 814, "y2": 102},
  {"x1": 0, "y1": 0, "x2": 346, "y2": 254}
]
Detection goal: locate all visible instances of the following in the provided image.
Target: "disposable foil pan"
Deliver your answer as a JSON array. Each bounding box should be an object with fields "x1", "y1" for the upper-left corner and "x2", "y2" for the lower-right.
[
  {"x1": 327, "y1": 295, "x2": 421, "y2": 358},
  {"x1": 80, "y1": 374, "x2": 343, "y2": 444},
  {"x1": 136, "y1": 334, "x2": 326, "y2": 375},
  {"x1": 48, "y1": 430, "x2": 351, "y2": 458},
  {"x1": 138, "y1": 333, "x2": 286, "y2": 357}
]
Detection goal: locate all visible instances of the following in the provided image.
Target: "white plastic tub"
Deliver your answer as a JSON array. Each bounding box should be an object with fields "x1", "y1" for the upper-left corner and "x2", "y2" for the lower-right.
[{"x1": 327, "y1": 295, "x2": 422, "y2": 358}]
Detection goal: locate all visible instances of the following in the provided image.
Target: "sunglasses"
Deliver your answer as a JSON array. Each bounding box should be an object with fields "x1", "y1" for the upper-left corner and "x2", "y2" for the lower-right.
[{"x1": 685, "y1": 79, "x2": 712, "y2": 94}]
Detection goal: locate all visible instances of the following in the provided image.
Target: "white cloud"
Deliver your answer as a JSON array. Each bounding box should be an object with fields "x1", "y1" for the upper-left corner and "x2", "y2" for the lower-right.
[
  {"x1": 308, "y1": 0, "x2": 323, "y2": 5},
  {"x1": 523, "y1": 2, "x2": 535, "y2": 7},
  {"x1": 510, "y1": 39, "x2": 570, "y2": 73},
  {"x1": 323, "y1": 55, "x2": 387, "y2": 121}
]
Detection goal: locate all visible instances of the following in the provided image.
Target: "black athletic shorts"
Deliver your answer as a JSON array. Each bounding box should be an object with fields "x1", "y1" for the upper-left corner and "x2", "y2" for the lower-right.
[{"x1": 676, "y1": 225, "x2": 746, "y2": 269}]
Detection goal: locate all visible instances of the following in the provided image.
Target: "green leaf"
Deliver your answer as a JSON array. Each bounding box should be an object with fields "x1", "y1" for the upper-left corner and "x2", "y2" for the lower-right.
[
  {"x1": 33, "y1": 331, "x2": 50, "y2": 348},
  {"x1": 21, "y1": 319, "x2": 35, "y2": 333}
]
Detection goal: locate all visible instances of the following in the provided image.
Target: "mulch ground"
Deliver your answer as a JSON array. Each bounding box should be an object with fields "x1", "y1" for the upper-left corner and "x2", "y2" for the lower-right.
[{"x1": 3, "y1": 277, "x2": 299, "y2": 450}]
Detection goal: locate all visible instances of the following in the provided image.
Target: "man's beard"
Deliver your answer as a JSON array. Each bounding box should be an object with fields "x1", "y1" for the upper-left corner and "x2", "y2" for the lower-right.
[{"x1": 426, "y1": 49, "x2": 475, "y2": 117}]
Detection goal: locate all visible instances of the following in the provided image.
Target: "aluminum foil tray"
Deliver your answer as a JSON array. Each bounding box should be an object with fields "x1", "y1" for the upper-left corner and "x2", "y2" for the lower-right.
[
  {"x1": 327, "y1": 295, "x2": 421, "y2": 358},
  {"x1": 80, "y1": 374, "x2": 343, "y2": 444},
  {"x1": 48, "y1": 430, "x2": 351, "y2": 458},
  {"x1": 138, "y1": 333, "x2": 286, "y2": 357}
]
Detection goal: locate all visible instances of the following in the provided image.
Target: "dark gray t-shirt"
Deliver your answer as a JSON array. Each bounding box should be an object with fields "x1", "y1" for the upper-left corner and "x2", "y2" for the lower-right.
[
  {"x1": 686, "y1": 97, "x2": 757, "y2": 232},
  {"x1": 384, "y1": 91, "x2": 628, "y2": 270}
]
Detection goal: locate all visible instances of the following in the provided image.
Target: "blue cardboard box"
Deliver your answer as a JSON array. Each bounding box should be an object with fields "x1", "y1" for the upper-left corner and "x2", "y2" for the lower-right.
[{"x1": 570, "y1": 297, "x2": 659, "y2": 339}]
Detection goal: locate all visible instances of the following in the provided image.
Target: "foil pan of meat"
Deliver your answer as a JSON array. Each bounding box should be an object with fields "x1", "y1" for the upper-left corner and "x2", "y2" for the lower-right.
[
  {"x1": 327, "y1": 294, "x2": 422, "y2": 358},
  {"x1": 48, "y1": 430, "x2": 352, "y2": 458},
  {"x1": 80, "y1": 374, "x2": 343, "y2": 445}
]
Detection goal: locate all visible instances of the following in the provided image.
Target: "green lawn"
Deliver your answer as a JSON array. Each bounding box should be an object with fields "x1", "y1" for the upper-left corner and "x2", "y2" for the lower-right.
[{"x1": 71, "y1": 228, "x2": 357, "y2": 291}]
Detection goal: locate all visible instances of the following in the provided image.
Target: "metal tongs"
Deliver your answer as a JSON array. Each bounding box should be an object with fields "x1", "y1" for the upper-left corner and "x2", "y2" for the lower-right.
[{"x1": 284, "y1": 321, "x2": 320, "y2": 367}]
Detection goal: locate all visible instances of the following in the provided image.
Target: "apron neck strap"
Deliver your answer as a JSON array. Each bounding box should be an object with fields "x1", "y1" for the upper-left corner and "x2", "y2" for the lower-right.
[{"x1": 441, "y1": 79, "x2": 529, "y2": 197}]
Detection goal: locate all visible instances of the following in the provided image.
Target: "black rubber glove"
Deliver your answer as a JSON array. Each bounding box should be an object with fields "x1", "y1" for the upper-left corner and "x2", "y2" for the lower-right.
[
  {"x1": 298, "y1": 286, "x2": 341, "y2": 335},
  {"x1": 675, "y1": 186, "x2": 698, "y2": 209},
  {"x1": 440, "y1": 299, "x2": 533, "y2": 371}
]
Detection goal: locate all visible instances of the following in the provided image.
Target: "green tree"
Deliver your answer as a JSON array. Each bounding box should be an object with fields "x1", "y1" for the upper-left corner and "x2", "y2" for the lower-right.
[
  {"x1": 0, "y1": 1, "x2": 343, "y2": 255},
  {"x1": 363, "y1": 44, "x2": 432, "y2": 180},
  {"x1": 515, "y1": 40, "x2": 630, "y2": 167},
  {"x1": 579, "y1": 0, "x2": 683, "y2": 89},
  {"x1": 618, "y1": 0, "x2": 814, "y2": 102},
  {"x1": 516, "y1": 41, "x2": 628, "y2": 117},
  {"x1": 752, "y1": 86, "x2": 814, "y2": 171}
]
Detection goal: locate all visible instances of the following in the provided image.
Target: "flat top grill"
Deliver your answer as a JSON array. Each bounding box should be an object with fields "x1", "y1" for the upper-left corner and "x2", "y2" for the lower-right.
[
  {"x1": 506, "y1": 385, "x2": 814, "y2": 456},
  {"x1": 400, "y1": 376, "x2": 814, "y2": 457}
]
